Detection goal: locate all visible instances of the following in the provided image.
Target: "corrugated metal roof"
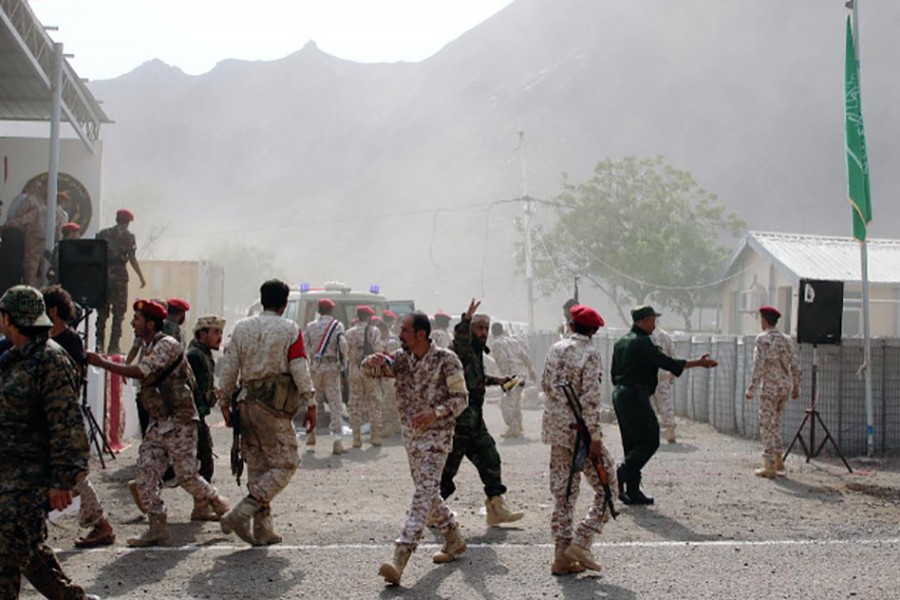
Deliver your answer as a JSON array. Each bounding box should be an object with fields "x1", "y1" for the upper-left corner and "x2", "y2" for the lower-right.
[{"x1": 745, "y1": 231, "x2": 900, "y2": 285}]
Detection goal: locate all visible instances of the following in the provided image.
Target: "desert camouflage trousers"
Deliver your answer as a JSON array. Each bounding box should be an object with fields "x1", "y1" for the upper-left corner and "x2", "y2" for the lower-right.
[
  {"x1": 21, "y1": 234, "x2": 45, "y2": 286},
  {"x1": 549, "y1": 443, "x2": 617, "y2": 548},
  {"x1": 380, "y1": 379, "x2": 401, "y2": 437},
  {"x1": 759, "y1": 387, "x2": 790, "y2": 462},
  {"x1": 348, "y1": 367, "x2": 383, "y2": 434},
  {"x1": 312, "y1": 366, "x2": 344, "y2": 438},
  {"x1": 137, "y1": 419, "x2": 222, "y2": 516},
  {"x1": 500, "y1": 386, "x2": 523, "y2": 432},
  {"x1": 650, "y1": 381, "x2": 676, "y2": 430},
  {"x1": 0, "y1": 489, "x2": 89, "y2": 599},
  {"x1": 397, "y1": 435, "x2": 456, "y2": 549},
  {"x1": 240, "y1": 400, "x2": 300, "y2": 504},
  {"x1": 74, "y1": 473, "x2": 106, "y2": 528}
]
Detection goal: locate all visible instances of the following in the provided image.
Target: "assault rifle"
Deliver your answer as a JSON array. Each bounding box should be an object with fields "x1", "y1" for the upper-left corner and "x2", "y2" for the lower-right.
[
  {"x1": 557, "y1": 382, "x2": 618, "y2": 520},
  {"x1": 230, "y1": 387, "x2": 244, "y2": 486}
]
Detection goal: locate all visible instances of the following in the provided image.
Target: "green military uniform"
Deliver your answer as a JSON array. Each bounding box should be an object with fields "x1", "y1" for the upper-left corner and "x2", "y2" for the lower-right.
[
  {"x1": 440, "y1": 315, "x2": 506, "y2": 500},
  {"x1": 95, "y1": 223, "x2": 137, "y2": 354},
  {"x1": 186, "y1": 338, "x2": 217, "y2": 482},
  {"x1": 0, "y1": 286, "x2": 93, "y2": 599},
  {"x1": 611, "y1": 319, "x2": 685, "y2": 499}
]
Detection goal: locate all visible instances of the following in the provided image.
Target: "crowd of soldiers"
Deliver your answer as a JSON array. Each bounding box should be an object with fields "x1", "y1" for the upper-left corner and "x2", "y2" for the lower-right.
[{"x1": 0, "y1": 257, "x2": 802, "y2": 595}]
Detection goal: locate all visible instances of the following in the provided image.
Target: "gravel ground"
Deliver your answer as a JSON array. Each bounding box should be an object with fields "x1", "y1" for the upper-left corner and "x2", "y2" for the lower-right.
[{"x1": 28, "y1": 399, "x2": 900, "y2": 599}]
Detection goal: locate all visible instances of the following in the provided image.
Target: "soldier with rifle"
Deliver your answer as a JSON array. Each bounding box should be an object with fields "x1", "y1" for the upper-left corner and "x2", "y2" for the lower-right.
[{"x1": 540, "y1": 304, "x2": 616, "y2": 574}]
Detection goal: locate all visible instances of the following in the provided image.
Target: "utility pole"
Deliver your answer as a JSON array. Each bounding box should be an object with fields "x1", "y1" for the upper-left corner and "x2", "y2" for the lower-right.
[{"x1": 517, "y1": 131, "x2": 535, "y2": 333}]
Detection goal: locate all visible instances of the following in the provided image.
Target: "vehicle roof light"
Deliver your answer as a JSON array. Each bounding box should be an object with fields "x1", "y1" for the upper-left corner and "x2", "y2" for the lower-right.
[
  {"x1": 370, "y1": 284, "x2": 380, "y2": 294},
  {"x1": 300, "y1": 282, "x2": 310, "y2": 292}
]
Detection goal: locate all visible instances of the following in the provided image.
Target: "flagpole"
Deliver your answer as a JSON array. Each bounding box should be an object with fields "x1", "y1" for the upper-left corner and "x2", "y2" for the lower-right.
[{"x1": 851, "y1": 1, "x2": 875, "y2": 457}]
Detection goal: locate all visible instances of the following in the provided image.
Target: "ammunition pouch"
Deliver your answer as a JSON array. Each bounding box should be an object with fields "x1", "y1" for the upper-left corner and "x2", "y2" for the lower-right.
[
  {"x1": 137, "y1": 386, "x2": 171, "y2": 420},
  {"x1": 243, "y1": 374, "x2": 300, "y2": 418}
]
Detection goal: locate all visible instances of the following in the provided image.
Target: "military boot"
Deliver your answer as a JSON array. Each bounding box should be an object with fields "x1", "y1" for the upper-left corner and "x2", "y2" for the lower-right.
[
  {"x1": 563, "y1": 542, "x2": 602, "y2": 572},
  {"x1": 352, "y1": 429, "x2": 363, "y2": 448},
  {"x1": 209, "y1": 494, "x2": 231, "y2": 518},
  {"x1": 191, "y1": 499, "x2": 218, "y2": 521},
  {"x1": 432, "y1": 523, "x2": 467, "y2": 563},
  {"x1": 665, "y1": 426, "x2": 677, "y2": 444},
  {"x1": 306, "y1": 431, "x2": 316, "y2": 448},
  {"x1": 370, "y1": 428, "x2": 381, "y2": 447},
  {"x1": 625, "y1": 478, "x2": 654, "y2": 505},
  {"x1": 74, "y1": 517, "x2": 116, "y2": 548},
  {"x1": 551, "y1": 540, "x2": 586, "y2": 576},
  {"x1": 220, "y1": 495, "x2": 260, "y2": 544},
  {"x1": 485, "y1": 495, "x2": 524, "y2": 527},
  {"x1": 774, "y1": 455, "x2": 786, "y2": 473},
  {"x1": 333, "y1": 439, "x2": 345, "y2": 455},
  {"x1": 755, "y1": 459, "x2": 777, "y2": 479},
  {"x1": 128, "y1": 479, "x2": 147, "y2": 514},
  {"x1": 616, "y1": 466, "x2": 630, "y2": 504},
  {"x1": 127, "y1": 513, "x2": 170, "y2": 547},
  {"x1": 379, "y1": 543, "x2": 413, "y2": 585},
  {"x1": 253, "y1": 507, "x2": 283, "y2": 546}
]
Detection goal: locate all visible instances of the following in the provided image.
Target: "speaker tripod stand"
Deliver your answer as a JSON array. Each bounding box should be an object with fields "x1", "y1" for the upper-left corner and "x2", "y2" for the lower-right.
[
  {"x1": 76, "y1": 305, "x2": 117, "y2": 469},
  {"x1": 784, "y1": 344, "x2": 852, "y2": 473}
]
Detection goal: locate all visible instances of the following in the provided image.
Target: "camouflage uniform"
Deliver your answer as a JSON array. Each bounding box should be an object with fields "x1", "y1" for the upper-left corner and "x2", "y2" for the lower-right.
[
  {"x1": 379, "y1": 334, "x2": 402, "y2": 437},
  {"x1": 362, "y1": 342, "x2": 468, "y2": 548},
  {"x1": 186, "y1": 339, "x2": 217, "y2": 482},
  {"x1": 541, "y1": 333, "x2": 616, "y2": 549},
  {"x1": 134, "y1": 332, "x2": 226, "y2": 516},
  {"x1": 220, "y1": 310, "x2": 314, "y2": 504},
  {"x1": 303, "y1": 314, "x2": 347, "y2": 440},
  {"x1": 0, "y1": 326, "x2": 91, "y2": 598},
  {"x1": 441, "y1": 316, "x2": 507, "y2": 500},
  {"x1": 163, "y1": 318, "x2": 184, "y2": 347},
  {"x1": 747, "y1": 329, "x2": 801, "y2": 462},
  {"x1": 3, "y1": 195, "x2": 65, "y2": 286},
  {"x1": 95, "y1": 224, "x2": 137, "y2": 353},
  {"x1": 649, "y1": 328, "x2": 677, "y2": 431},
  {"x1": 491, "y1": 333, "x2": 536, "y2": 436},
  {"x1": 344, "y1": 321, "x2": 384, "y2": 440},
  {"x1": 431, "y1": 328, "x2": 451, "y2": 349}
]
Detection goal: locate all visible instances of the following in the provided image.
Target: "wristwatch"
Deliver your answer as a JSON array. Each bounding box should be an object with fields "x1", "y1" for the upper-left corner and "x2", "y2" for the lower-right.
[{"x1": 434, "y1": 405, "x2": 450, "y2": 418}]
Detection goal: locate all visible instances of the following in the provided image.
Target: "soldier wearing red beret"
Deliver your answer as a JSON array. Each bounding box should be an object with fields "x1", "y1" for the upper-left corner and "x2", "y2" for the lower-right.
[
  {"x1": 345, "y1": 305, "x2": 384, "y2": 447},
  {"x1": 95, "y1": 209, "x2": 145, "y2": 354},
  {"x1": 303, "y1": 297, "x2": 348, "y2": 454},
  {"x1": 164, "y1": 298, "x2": 191, "y2": 346}
]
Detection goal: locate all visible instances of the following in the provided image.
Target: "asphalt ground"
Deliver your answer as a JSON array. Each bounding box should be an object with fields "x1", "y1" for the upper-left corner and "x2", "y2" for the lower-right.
[{"x1": 27, "y1": 398, "x2": 900, "y2": 599}]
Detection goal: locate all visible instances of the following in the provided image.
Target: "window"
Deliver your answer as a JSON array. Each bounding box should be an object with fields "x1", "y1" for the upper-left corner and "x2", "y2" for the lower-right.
[{"x1": 843, "y1": 289, "x2": 861, "y2": 337}]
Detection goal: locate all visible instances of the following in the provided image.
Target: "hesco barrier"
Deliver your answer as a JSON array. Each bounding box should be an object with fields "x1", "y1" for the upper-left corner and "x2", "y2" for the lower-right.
[{"x1": 524, "y1": 331, "x2": 900, "y2": 456}]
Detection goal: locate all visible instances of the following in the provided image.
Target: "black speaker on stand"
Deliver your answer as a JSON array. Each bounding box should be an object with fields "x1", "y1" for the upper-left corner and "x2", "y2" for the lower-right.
[{"x1": 785, "y1": 279, "x2": 852, "y2": 472}]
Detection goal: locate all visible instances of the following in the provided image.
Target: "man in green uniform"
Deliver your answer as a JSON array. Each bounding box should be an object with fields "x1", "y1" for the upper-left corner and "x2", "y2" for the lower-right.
[
  {"x1": 186, "y1": 314, "x2": 225, "y2": 520},
  {"x1": 440, "y1": 299, "x2": 524, "y2": 526},
  {"x1": 0, "y1": 285, "x2": 98, "y2": 599},
  {"x1": 611, "y1": 305, "x2": 717, "y2": 505},
  {"x1": 95, "y1": 209, "x2": 146, "y2": 354}
]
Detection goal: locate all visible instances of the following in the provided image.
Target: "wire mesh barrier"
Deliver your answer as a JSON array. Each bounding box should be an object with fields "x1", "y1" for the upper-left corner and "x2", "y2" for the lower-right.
[{"x1": 524, "y1": 331, "x2": 900, "y2": 456}]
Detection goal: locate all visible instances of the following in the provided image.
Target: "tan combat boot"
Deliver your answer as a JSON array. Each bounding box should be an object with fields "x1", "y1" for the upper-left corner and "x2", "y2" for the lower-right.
[
  {"x1": 755, "y1": 459, "x2": 777, "y2": 479},
  {"x1": 564, "y1": 542, "x2": 602, "y2": 572},
  {"x1": 379, "y1": 543, "x2": 413, "y2": 585},
  {"x1": 252, "y1": 507, "x2": 283, "y2": 546},
  {"x1": 665, "y1": 426, "x2": 677, "y2": 444},
  {"x1": 432, "y1": 523, "x2": 467, "y2": 563},
  {"x1": 128, "y1": 480, "x2": 147, "y2": 514},
  {"x1": 370, "y1": 428, "x2": 381, "y2": 447},
  {"x1": 551, "y1": 540, "x2": 586, "y2": 576},
  {"x1": 485, "y1": 496, "x2": 524, "y2": 527},
  {"x1": 333, "y1": 439, "x2": 345, "y2": 455},
  {"x1": 208, "y1": 495, "x2": 230, "y2": 519},
  {"x1": 774, "y1": 455, "x2": 785, "y2": 473},
  {"x1": 191, "y1": 499, "x2": 218, "y2": 522},
  {"x1": 74, "y1": 517, "x2": 116, "y2": 548},
  {"x1": 352, "y1": 429, "x2": 363, "y2": 448},
  {"x1": 127, "y1": 513, "x2": 170, "y2": 547},
  {"x1": 306, "y1": 431, "x2": 316, "y2": 448},
  {"x1": 220, "y1": 495, "x2": 260, "y2": 544}
]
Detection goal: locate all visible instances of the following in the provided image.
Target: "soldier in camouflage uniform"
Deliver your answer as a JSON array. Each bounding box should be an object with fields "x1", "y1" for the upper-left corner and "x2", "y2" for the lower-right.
[
  {"x1": 441, "y1": 300, "x2": 525, "y2": 527},
  {"x1": 344, "y1": 305, "x2": 384, "y2": 448},
  {"x1": 431, "y1": 312, "x2": 452, "y2": 349},
  {"x1": 185, "y1": 314, "x2": 225, "y2": 520},
  {"x1": 46, "y1": 222, "x2": 81, "y2": 285},
  {"x1": 163, "y1": 298, "x2": 190, "y2": 347},
  {"x1": 0, "y1": 285, "x2": 98, "y2": 599},
  {"x1": 649, "y1": 326, "x2": 678, "y2": 444},
  {"x1": 542, "y1": 304, "x2": 616, "y2": 574},
  {"x1": 364, "y1": 312, "x2": 469, "y2": 586},
  {"x1": 219, "y1": 279, "x2": 316, "y2": 546},
  {"x1": 95, "y1": 209, "x2": 146, "y2": 354},
  {"x1": 374, "y1": 319, "x2": 402, "y2": 438},
  {"x1": 490, "y1": 322, "x2": 537, "y2": 438},
  {"x1": 303, "y1": 298, "x2": 348, "y2": 454},
  {"x1": 88, "y1": 299, "x2": 231, "y2": 547},
  {"x1": 1, "y1": 187, "x2": 67, "y2": 287},
  {"x1": 745, "y1": 306, "x2": 801, "y2": 478}
]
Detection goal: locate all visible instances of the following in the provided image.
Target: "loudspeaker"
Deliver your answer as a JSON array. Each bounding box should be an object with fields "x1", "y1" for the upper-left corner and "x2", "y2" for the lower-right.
[
  {"x1": 796, "y1": 279, "x2": 843, "y2": 345},
  {"x1": 59, "y1": 239, "x2": 108, "y2": 308}
]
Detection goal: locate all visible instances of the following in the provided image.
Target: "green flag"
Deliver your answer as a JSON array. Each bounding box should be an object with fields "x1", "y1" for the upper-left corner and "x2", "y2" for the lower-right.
[{"x1": 845, "y1": 16, "x2": 872, "y2": 242}]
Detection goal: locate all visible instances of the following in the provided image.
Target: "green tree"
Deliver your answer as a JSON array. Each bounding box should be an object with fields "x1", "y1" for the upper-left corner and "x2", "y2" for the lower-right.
[{"x1": 531, "y1": 156, "x2": 745, "y2": 328}]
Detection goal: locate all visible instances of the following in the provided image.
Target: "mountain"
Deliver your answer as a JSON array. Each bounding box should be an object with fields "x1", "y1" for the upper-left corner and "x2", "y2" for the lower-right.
[{"x1": 88, "y1": 0, "x2": 900, "y2": 328}]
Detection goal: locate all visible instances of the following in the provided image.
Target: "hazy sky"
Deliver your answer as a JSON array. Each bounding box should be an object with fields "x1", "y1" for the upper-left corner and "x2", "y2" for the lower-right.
[{"x1": 29, "y1": 0, "x2": 515, "y2": 81}]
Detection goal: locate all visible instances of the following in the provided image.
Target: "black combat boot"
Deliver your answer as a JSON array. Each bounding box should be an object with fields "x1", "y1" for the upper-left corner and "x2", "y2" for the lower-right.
[
  {"x1": 616, "y1": 466, "x2": 631, "y2": 504},
  {"x1": 625, "y1": 476, "x2": 654, "y2": 505}
]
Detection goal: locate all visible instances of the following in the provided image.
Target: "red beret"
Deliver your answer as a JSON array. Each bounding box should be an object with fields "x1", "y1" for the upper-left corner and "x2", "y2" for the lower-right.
[
  {"x1": 371, "y1": 315, "x2": 382, "y2": 322},
  {"x1": 133, "y1": 299, "x2": 167, "y2": 320},
  {"x1": 356, "y1": 305, "x2": 375, "y2": 316},
  {"x1": 383, "y1": 309, "x2": 397, "y2": 321},
  {"x1": 318, "y1": 298, "x2": 336, "y2": 309},
  {"x1": 167, "y1": 298, "x2": 190, "y2": 312},
  {"x1": 433, "y1": 312, "x2": 451, "y2": 322},
  {"x1": 571, "y1": 304, "x2": 604, "y2": 329},
  {"x1": 759, "y1": 306, "x2": 781, "y2": 318},
  {"x1": 61, "y1": 222, "x2": 81, "y2": 233},
  {"x1": 116, "y1": 209, "x2": 134, "y2": 222}
]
